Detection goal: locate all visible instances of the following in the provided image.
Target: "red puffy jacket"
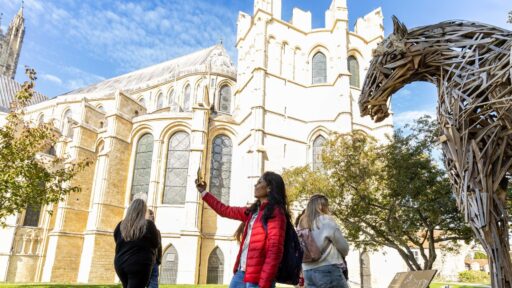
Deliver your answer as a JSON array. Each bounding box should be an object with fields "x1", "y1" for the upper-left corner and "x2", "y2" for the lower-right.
[{"x1": 202, "y1": 192, "x2": 286, "y2": 288}]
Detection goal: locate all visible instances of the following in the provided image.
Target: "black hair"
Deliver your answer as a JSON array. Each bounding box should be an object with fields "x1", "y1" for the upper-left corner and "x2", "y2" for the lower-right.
[{"x1": 246, "y1": 171, "x2": 290, "y2": 226}]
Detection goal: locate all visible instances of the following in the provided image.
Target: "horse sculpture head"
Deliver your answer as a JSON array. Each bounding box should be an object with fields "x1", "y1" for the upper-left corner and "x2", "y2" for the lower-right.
[{"x1": 360, "y1": 16, "x2": 417, "y2": 122}]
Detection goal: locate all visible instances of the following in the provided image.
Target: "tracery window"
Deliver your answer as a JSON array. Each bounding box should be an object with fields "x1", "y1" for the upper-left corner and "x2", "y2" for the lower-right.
[
  {"x1": 207, "y1": 247, "x2": 224, "y2": 284},
  {"x1": 312, "y1": 135, "x2": 326, "y2": 170},
  {"x1": 161, "y1": 245, "x2": 179, "y2": 284},
  {"x1": 130, "y1": 134, "x2": 154, "y2": 199},
  {"x1": 312, "y1": 52, "x2": 327, "y2": 84},
  {"x1": 218, "y1": 85, "x2": 232, "y2": 114},
  {"x1": 163, "y1": 132, "x2": 190, "y2": 205},
  {"x1": 348, "y1": 56, "x2": 360, "y2": 88},
  {"x1": 209, "y1": 135, "x2": 232, "y2": 203}
]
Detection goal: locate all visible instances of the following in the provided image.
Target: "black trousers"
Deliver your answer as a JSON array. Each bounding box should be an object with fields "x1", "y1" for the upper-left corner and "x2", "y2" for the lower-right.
[{"x1": 115, "y1": 262, "x2": 153, "y2": 288}]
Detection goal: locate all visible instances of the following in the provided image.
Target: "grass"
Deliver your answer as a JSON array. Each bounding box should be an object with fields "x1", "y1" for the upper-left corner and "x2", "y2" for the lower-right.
[{"x1": 430, "y1": 283, "x2": 490, "y2": 288}]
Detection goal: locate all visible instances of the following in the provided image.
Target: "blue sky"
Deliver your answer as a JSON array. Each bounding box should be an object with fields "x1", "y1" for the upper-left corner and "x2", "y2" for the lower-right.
[{"x1": 0, "y1": 0, "x2": 510, "y2": 126}]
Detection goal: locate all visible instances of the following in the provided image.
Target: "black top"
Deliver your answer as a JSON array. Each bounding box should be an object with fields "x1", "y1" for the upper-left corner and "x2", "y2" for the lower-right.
[
  {"x1": 114, "y1": 220, "x2": 160, "y2": 267},
  {"x1": 155, "y1": 228, "x2": 163, "y2": 265}
]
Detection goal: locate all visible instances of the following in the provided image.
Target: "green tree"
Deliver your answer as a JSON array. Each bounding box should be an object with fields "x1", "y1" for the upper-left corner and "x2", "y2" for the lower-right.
[
  {"x1": 283, "y1": 116, "x2": 473, "y2": 271},
  {"x1": 0, "y1": 68, "x2": 90, "y2": 225}
]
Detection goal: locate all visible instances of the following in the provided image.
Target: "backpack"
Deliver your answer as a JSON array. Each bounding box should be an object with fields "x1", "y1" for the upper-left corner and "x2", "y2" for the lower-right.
[
  {"x1": 267, "y1": 218, "x2": 303, "y2": 285},
  {"x1": 297, "y1": 228, "x2": 322, "y2": 263}
]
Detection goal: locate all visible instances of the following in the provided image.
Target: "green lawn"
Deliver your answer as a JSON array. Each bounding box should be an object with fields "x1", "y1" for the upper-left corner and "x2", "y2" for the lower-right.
[{"x1": 430, "y1": 283, "x2": 490, "y2": 288}]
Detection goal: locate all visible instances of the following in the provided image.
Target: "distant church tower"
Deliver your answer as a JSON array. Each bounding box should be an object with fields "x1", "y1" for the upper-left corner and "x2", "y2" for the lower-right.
[{"x1": 0, "y1": 5, "x2": 25, "y2": 79}]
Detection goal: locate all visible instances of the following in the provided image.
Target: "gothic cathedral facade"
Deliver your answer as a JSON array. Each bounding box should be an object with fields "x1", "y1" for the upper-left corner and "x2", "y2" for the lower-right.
[{"x1": 0, "y1": 0, "x2": 393, "y2": 285}]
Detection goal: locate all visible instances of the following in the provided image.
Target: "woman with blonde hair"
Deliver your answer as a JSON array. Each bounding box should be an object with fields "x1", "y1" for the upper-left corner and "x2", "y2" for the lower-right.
[
  {"x1": 114, "y1": 198, "x2": 160, "y2": 288},
  {"x1": 298, "y1": 194, "x2": 349, "y2": 288}
]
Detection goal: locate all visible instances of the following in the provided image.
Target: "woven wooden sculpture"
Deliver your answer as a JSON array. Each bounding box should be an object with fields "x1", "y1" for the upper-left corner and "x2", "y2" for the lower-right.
[{"x1": 359, "y1": 17, "x2": 512, "y2": 287}]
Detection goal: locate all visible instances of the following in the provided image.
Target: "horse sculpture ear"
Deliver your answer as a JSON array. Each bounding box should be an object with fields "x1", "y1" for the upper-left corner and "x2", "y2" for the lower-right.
[{"x1": 392, "y1": 15, "x2": 408, "y2": 39}]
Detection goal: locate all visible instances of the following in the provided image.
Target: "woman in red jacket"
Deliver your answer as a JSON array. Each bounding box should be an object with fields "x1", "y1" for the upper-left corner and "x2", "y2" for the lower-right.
[{"x1": 196, "y1": 171, "x2": 288, "y2": 288}]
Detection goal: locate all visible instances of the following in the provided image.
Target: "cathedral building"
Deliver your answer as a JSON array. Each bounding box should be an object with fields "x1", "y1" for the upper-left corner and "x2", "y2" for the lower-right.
[
  {"x1": 0, "y1": 5, "x2": 24, "y2": 80},
  {"x1": 0, "y1": 0, "x2": 403, "y2": 286}
]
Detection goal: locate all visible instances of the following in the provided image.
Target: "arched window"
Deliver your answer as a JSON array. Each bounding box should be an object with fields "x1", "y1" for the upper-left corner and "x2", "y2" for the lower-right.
[
  {"x1": 218, "y1": 85, "x2": 231, "y2": 114},
  {"x1": 207, "y1": 247, "x2": 224, "y2": 284},
  {"x1": 156, "y1": 93, "x2": 164, "y2": 110},
  {"x1": 183, "y1": 84, "x2": 191, "y2": 111},
  {"x1": 312, "y1": 135, "x2": 326, "y2": 170},
  {"x1": 23, "y1": 204, "x2": 41, "y2": 227},
  {"x1": 46, "y1": 146, "x2": 56, "y2": 156},
  {"x1": 161, "y1": 245, "x2": 179, "y2": 284},
  {"x1": 62, "y1": 109, "x2": 73, "y2": 138},
  {"x1": 169, "y1": 89, "x2": 179, "y2": 112},
  {"x1": 312, "y1": 52, "x2": 327, "y2": 84},
  {"x1": 163, "y1": 132, "x2": 190, "y2": 205},
  {"x1": 97, "y1": 105, "x2": 105, "y2": 112},
  {"x1": 209, "y1": 135, "x2": 233, "y2": 203},
  {"x1": 348, "y1": 56, "x2": 360, "y2": 88},
  {"x1": 130, "y1": 134, "x2": 154, "y2": 199}
]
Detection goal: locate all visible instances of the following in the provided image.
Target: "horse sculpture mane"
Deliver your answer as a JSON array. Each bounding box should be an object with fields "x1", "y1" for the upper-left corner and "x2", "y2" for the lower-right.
[{"x1": 359, "y1": 17, "x2": 512, "y2": 287}]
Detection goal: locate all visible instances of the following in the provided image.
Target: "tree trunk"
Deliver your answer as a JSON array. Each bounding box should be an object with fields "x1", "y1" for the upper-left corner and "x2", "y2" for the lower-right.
[{"x1": 360, "y1": 249, "x2": 372, "y2": 288}]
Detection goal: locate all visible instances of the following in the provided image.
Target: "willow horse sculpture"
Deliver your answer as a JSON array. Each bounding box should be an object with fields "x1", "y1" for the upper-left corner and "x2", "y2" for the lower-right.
[{"x1": 360, "y1": 17, "x2": 512, "y2": 287}]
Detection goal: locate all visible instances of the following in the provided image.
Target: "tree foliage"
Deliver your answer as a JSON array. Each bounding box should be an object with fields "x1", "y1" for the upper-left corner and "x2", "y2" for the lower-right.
[
  {"x1": 283, "y1": 116, "x2": 473, "y2": 271},
  {"x1": 0, "y1": 68, "x2": 90, "y2": 225}
]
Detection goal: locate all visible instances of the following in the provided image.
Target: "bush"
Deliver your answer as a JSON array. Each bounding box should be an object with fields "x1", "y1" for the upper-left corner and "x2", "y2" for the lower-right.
[
  {"x1": 458, "y1": 270, "x2": 490, "y2": 283},
  {"x1": 473, "y1": 251, "x2": 487, "y2": 259}
]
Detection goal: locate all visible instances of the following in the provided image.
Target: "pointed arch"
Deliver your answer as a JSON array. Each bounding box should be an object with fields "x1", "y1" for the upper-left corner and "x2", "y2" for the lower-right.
[
  {"x1": 209, "y1": 134, "x2": 233, "y2": 204},
  {"x1": 130, "y1": 133, "x2": 154, "y2": 199},
  {"x1": 163, "y1": 131, "x2": 190, "y2": 205},
  {"x1": 62, "y1": 108, "x2": 73, "y2": 138},
  {"x1": 312, "y1": 51, "x2": 327, "y2": 84},
  {"x1": 160, "y1": 244, "x2": 179, "y2": 284},
  {"x1": 207, "y1": 247, "x2": 224, "y2": 284},
  {"x1": 218, "y1": 85, "x2": 232, "y2": 114},
  {"x1": 348, "y1": 55, "x2": 360, "y2": 88},
  {"x1": 312, "y1": 135, "x2": 327, "y2": 170}
]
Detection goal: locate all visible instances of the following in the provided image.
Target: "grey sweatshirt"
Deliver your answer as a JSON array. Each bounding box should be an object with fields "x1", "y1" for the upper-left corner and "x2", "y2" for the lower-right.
[{"x1": 302, "y1": 215, "x2": 349, "y2": 271}]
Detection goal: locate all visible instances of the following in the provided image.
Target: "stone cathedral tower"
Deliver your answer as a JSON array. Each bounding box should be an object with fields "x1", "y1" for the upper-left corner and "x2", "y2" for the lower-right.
[{"x1": 0, "y1": 6, "x2": 25, "y2": 79}]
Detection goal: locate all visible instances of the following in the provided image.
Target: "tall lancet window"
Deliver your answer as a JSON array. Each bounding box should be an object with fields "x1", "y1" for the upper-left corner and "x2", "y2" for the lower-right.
[
  {"x1": 161, "y1": 245, "x2": 179, "y2": 284},
  {"x1": 218, "y1": 85, "x2": 231, "y2": 114},
  {"x1": 312, "y1": 135, "x2": 326, "y2": 170},
  {"x1": 207, "y1": 247, "x2": 224, "y2": 284},
  {"x1": 62, "y1": 109, "x2": 74, "y2": 138},
  {"x1": 131, "y1": 134, "x2": 154, "y2": 199},
  {"x1": 312, "y1": 52, "x2": 327, "y2": 84},
  {"x1": 348, "y1": 56, "x2": 360, "y2": 88},
  {"x1": 183, "y1": 84, "x2": 191, "y2": 111},
  {"x1": 163, "y1": 132, "x2": 190, "y2": 205},
  {"x1": 209, "y1": 135, "x2": 233, "y2": 204}
]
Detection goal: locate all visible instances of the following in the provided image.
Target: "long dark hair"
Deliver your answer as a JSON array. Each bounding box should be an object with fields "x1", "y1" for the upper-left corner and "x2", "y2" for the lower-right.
[{"x1": 246, "y1": 171, "x2": 290, "y2": 226}]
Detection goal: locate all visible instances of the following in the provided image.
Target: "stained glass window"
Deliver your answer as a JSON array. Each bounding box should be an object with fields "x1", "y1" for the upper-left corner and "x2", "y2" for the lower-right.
[
  {"x1": 163, "y1": 132, "x2": 190, "y2": 205},
  {"x1": 130, "y1": 134, "x2": 154, "y2": 199},
  {"x1": 312, "y1": 52, "x2": 327, "y2": 84},
  {"x1": 183, "y1": 84, "x2": 191, "y2": 111},
  {"x1": 207, "y1": 247, "x2": 224, "y2": 284},
  {"x1": 348, "y1": 56, "x2": 360, "y2": 87},
  {"x1": 161, "y1": 245, "x2": 179, "y2": 284},
  {"x1": 23, "y1": 204, "x2": 41, "y2": 227},
  {"x1": 209, "y1": 135, "x2": 232, "y2": 203},
  {"x1": 313, "y1": 135, "x2": 326, "y2": 170},
  {"x1": 219, "y1": 85, "x2": 231, "y2": 114}
]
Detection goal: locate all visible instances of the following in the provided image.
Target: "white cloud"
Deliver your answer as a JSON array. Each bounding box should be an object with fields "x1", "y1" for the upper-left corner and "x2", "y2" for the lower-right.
[
  {"x1": 41, "y1": 73, "x2": 63, "y2": 85},
  {"x1": 61, "y1": 65, "x2": 105, "y2": 90},
  {"x1": 23, "y1": 1, "x2": 237, "y2": 73},
  {"x1": 393, "y1": 110, "x2": 436, "y2": 127}
]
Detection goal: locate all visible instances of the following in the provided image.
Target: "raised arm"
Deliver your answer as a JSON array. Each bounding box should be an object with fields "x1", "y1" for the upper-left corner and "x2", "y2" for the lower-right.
[{"x1": 202, "y1": 192, "x2": 248, "y2": 222}]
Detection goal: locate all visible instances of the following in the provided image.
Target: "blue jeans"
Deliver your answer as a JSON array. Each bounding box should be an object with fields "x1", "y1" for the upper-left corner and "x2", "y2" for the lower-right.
[
  {"x1": 147, "y1": 264, "x2": 159, "y2": 288},
  {"x1": 304, "y1": 264, "x2": 348, "y2": 288},
  {"x1": 229, "y1": 270, "x2": 276, "y2": 288}
]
